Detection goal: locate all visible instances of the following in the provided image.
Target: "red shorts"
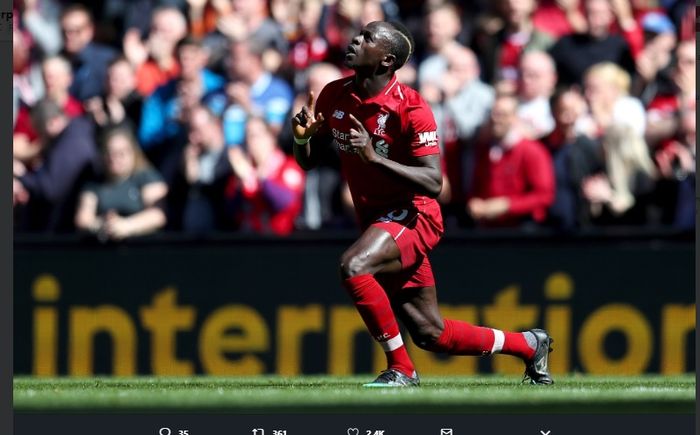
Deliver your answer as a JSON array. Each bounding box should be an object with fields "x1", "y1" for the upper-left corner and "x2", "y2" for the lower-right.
[{"x1": 368, "y1": 200, "x2": 444, "y2": 292}]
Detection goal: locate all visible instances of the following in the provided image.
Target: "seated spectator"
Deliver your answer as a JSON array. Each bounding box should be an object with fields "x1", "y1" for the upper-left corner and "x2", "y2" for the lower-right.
[
  {"x1": 549, "y1": 0, "x2": 637, "y2": 85},
  {"x1": 582, "y1": 124, "x2": 657, "y2": 225},
  {"x1": 202, "y1": 0, "x2": 289, "y2": 73},
  {"x1": 417, "y1": 2, "x2": 463, "y2": 87},
  {"x1": 139, "y1": 37, "x2": 227, "y2": 184},
  {"x1": 542, "y1": 88, "x2": 602, "y2": 229},
  {"x1": 532, "y1": 0, "x2": 587, "y2": 38},
  {"x1": 14, "y1": 56, "x2": 84, "y2": 170},
  {"x1": 123, "y1": 6, "x2": 188, "y2": 96},
  {"x1": 429, "y1": 44, "x2": 494, "y2": 212},
  {"x1": 18, "y1": 0, "x2": 62, "y2": 57},
  {"x1": 60, "y1": 4, "x2": 118, "y2": 101},
  {"x1": 473, "y1": 0, "x2": 555, "y2": 84},
  {"x1": 179, "y1": 106, "x2": 234, "y2": 233},
  {"x1": 644, "y1": 40, "x2": 695, "y2": 148},
  {"x1": 15, "y1": 99, "x2": 101, "y2": 232},
  {"x1": 13, "y1": 19, "x2": 46, "y2": 114},
  {"x1": 468, "y1": 92, "x2": 555, "y2": 227},
  {"x1": 286, "y1": 0, "x2": 330, "y2": 90},
  {"x1": 85, "y1": 57, "x2": 144, "y2": 136},
  {"x1": 75, "y1": 128, "x2": 168, "y2": 241},
  {"x1": 632, "y1": 11, "x2": 677, "y2": 103},
  {"x1": 583, "y1": 62, "x2": 646, "y2": 138},
  {"x1": 227, "y1": 117, "x2": 305, "y2": 235},
  {"x1": 516, "y1": 50, "x2": 557, "y2": 139},
  {"x1": 222, "y1": 39, "x2": 294, "y2": 147}
]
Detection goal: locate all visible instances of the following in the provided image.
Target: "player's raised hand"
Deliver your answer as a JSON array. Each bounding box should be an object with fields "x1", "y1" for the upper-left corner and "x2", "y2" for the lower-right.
[
  {"x1": 291, "y1": 92, "x2": 325, "y2": 142},
  {"x1": 348, "y1": 114, "x2": 377, "y2": 163}
]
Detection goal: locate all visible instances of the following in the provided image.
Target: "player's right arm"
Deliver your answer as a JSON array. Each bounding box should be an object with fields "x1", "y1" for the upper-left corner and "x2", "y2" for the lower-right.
[{"x1": 291, "y1": 92, "x2": 325, "y2": 171}]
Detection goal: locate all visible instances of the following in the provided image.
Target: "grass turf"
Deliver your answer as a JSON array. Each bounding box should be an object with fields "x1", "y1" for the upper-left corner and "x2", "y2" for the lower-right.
[{"x1": 13, "y1": 375, "x2": 695, "y2": 414}]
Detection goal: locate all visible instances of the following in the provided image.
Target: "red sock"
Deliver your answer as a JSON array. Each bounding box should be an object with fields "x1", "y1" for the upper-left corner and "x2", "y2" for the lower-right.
[
  {"x1": 343, "y1": 274, "x2": 415, "y2": 376},
  {"x1": 430, "y1": 319, "x2": 535, "y2": 360}
]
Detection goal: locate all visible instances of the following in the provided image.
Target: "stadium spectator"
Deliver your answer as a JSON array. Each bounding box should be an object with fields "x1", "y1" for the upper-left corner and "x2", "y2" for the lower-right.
[
  {"x1": 542, "y1": 87, "x2": 602, "y2": 229},
  {"x1": 286, "y1": 0, "x2": 330, "y2": 90},
  {"x1": 549, "y1": 0, "x2": 637, "y2": 85},
  {"x1": 186, "y1": 0, "x2": 223, "y2": 38},
  {"x1": 124, "y1": 6, "x2": 188, "y2": 96},
  {"x1": 532, "y1": 0, "x2": 587, "y2": 38},
  {"x1": 582, "y1": 124, "x2": 657, "y2": 225},
  {"x1": 417, "y1": 2, "x2": 463, "y2": 87},
  {"x1": 60, "y1": 4, "x2": 118, "y2": 101},
  {"x1": 75, "y1": 128, "x2": 168, "y2": 240},
  {"x1": 516, "y1": 50, "x2": 557, "y2": 139},
  {"x1": 179, "y1": 106, "x2": 234, "y2": 233},
  {"x1": 205, "y1": 0, "x2": 288, "y2": 73},
  {"x1": 15, "y1": 99, "x2": 101, "y2": 232},
  {"x1": 632, "y1": 11, "x2": 677, "y2": 103},
  {"x1": 227, "y1": 117, "x2": 305, "y2": 235},
  {"x1": 222, "y1": 39, "x2": 294, "y2": 147},
  {"x1": 583, "y1": 62, "x2": 646, "y2": 138},
  {"x1": 139, "y1": 37, "x2": 227, "y2": 184},
  {"x1": 14, "y1": 56, "x2": 84, "y2": 169},
  {"x1": 84, "y1": 57, "x2": 144, "y2": 136},
  {"x1": 473, "y1": 0, "x2": 555, "y2": 84},
  {"x1": 643, "y1": 40, "x2": 695, "y2": 148},
  {"x1": 430, "y1": 44, "x2": 494, "y2": 214},
  {"x1": 18, "y1": 0, "x2": 62, "y2": 57},
  {"x1": 468, "y1": 93, "x2": 555, "y2": 227}
]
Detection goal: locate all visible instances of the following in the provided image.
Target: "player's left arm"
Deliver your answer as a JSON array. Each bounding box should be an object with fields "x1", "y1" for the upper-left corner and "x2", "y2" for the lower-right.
[{"x1": 348, "y1": 114, "x2": 442, "y2": 198}]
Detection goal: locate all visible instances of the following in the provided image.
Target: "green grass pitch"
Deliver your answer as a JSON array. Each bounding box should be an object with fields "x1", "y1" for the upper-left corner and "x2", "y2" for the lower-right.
[{"x1": 13, "y1": 375, "x2": 695, "y2": 414}]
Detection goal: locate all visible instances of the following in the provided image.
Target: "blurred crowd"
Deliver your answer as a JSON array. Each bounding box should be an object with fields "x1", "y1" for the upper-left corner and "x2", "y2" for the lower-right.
[{"x1": 12, "y1": 0, "x2": 696, "y2": 239}]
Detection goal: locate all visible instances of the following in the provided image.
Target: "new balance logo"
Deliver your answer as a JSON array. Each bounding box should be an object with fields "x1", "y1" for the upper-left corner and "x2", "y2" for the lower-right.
[
  {"x1": 332, "y1": 110, "x2": 345, "y2": 119},
  {"x1": 417, "y1": 131, "x2": 438, "y2": 147}
]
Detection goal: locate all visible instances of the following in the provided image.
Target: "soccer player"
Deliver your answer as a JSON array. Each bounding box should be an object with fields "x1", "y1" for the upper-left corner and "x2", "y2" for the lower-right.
[{"x1": 291, "y1": 21, "x2": 554, "y2": 387}]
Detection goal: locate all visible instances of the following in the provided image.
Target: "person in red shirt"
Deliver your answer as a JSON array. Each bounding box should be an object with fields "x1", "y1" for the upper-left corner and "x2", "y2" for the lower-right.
[
  {"x1": 228, "y1": 116, "x2": 305, "y2": 235},
  {"x1": 291, "y1": 21, "x2": 554, "y2": 387},
  {"x1": 469, "y1": 92, "x2": 556, "y2": 227}
]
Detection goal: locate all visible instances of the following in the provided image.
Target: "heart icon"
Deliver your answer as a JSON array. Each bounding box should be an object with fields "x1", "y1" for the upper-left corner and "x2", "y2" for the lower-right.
[{"x1": 347, "y1": 428, "x2": 359, "y2": 435}]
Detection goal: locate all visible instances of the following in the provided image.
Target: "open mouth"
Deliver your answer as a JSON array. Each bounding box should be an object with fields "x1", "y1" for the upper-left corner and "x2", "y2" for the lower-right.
[{"x1": 345, "y1": 45, "x2": 356, "y2": 56}]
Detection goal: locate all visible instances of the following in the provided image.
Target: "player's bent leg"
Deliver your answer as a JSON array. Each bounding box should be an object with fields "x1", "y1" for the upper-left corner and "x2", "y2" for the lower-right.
[
  {"x1": 339, "y1": 227, "x2": 419, "y2": 386},
  {"x1": 392, "y1": 286, "x2": 554, "y2": 385}
]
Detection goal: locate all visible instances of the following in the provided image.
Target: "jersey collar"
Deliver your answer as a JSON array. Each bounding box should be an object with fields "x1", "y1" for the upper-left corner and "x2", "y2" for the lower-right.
[{"x1": 348, "y1": 75, "x2": 399, "y2": 104}]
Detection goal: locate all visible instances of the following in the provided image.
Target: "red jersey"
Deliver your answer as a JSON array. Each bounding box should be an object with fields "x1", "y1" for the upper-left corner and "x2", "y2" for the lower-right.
[
  {"x1": 471, "y1": 137, "x2": 555, "y2": 226},
  {"x1": 314, "y1": 75, "x2": 442, "y2": 226}
]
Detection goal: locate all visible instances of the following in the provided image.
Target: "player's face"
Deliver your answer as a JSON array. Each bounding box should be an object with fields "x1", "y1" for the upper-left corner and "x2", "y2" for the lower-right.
[{"x1": 344, "y1": 22, "x2": 390, "y2": 70}]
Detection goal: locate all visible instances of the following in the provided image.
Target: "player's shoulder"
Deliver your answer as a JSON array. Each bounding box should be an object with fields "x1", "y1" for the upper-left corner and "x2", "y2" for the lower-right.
[
  {"x1": 317, "y1": 76, "x2": 354, "y2": 106},
  {"x1": 392, "y1": 82, "x2": 430, "y2": 112},
  {"x1": 321, "y1": 76, "x2": 355, "y2": 94}
]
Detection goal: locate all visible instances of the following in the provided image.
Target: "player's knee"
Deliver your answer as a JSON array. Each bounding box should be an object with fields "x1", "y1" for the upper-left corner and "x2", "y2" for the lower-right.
[
  {"x1": 339, "y1": 252, "x2": 370, "y2": 279},
  {"x1": 411, "y1": 324, "x2": 444, "y2": 351}
]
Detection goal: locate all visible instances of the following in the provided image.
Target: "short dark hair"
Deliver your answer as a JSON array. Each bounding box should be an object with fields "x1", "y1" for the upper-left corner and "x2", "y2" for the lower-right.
[
  {"x1": 385, "y1": 21, "x2": 415, "y2": 71},
  {"x1": 177, "y1": 35, "x2": 204, "y2": 52},
  {"x1": 60, "y1": 4, "x2": 94, "y2": 24},
  {"x1": 31, "y1": 98, "x2": 65, "y2": 137}
]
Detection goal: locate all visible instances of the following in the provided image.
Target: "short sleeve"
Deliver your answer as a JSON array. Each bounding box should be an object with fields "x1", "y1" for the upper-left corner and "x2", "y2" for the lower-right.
[
  {"x1": 406, "y1": 100, "x2": 441, "y2": 157},
  {"x1": 133, "y1": 168, "x2": 164, "y2": 188}
]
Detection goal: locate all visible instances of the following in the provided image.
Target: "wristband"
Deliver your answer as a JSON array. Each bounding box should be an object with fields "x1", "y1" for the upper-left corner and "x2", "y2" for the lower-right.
[{"x1": 294, "y1": 136, "x2": 310, "y2": 145}]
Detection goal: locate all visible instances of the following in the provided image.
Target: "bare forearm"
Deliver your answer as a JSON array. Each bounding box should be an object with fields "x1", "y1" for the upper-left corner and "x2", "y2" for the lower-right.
[
  {"x1": 370, "y1": 156, "x2": 442, "y2": 198},
  {"x1": 123, "y1": 208, "x2": 167, "y2": 237}
]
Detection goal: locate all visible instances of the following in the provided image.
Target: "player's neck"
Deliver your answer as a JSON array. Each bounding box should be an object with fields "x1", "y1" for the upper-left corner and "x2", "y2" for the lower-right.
[{"x1": 353, "y1": 72, "x2": 394, "y2": 99}]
